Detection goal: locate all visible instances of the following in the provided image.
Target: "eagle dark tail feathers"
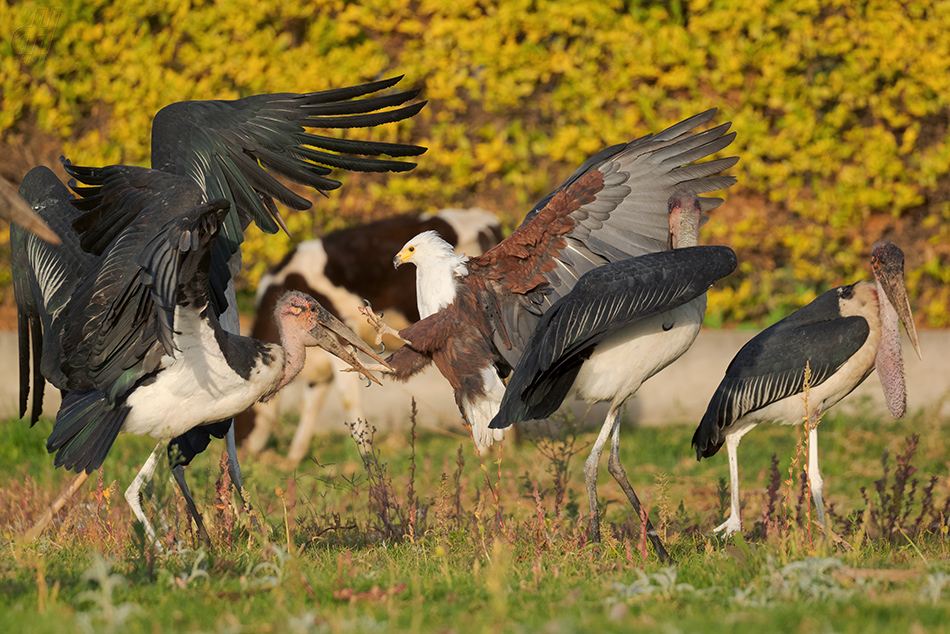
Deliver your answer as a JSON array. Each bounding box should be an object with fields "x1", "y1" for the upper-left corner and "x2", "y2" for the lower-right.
[
  {"x1": 48, "y1": 390, "x2": 130, "y2": 474},
  {"x1": 691, "y1": 408, "x2": 725, "y2": 461}
]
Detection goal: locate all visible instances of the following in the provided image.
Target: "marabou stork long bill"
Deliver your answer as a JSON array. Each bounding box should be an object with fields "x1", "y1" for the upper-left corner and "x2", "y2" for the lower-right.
[
  {"x1": 361, "y1": 111, "x2": 739, "y2": 561},
  {"x1": 1, "y1": 176, "x2": 59, "y2": 244},
  {"x1": 692, "y1": 240, "x2": 922, "y2": 537},
  {"x1": 13, "y1": 77, "x2": 426, "y2": 545}
]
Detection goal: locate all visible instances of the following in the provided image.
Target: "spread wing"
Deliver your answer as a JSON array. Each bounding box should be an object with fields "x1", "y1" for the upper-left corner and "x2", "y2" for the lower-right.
[
  {"x1": 13, "y1": 167, "x2": 96, "y2": 423},
  {"x1": 46, "y1": 178, "x2": 230, "y2": 474},
  {"x1": 149, "y1": 75, "x2": 427, "y2": 258},
  {"x1": 469, "y1": 109, "x2": 738, "y2": 365},
  {"x1": 492, "y1": 246, "x2": 737, "y2": 427},
  {"x1": 692, "y1": 286, "x2": 870, "y2": 458},
  {"x1": 56, "y1": 166, "x2": 225, "y2": 393}
]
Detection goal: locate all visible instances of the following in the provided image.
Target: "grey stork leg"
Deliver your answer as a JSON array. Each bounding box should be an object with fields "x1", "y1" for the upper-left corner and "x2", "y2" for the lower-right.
[
  {"x1": 604, "y1": 406, "x2": 673, "y2": 564},
  {"x1": 583, "y1": 407, "x2": 617, "y2": 543},
  {"x1": 171, "y1": 465, "x2": 211, "y2": 547},
  {"x1": 124, "y1": 441, "x2": 164, "y2": 551},
  {"x1": 806, "y1": 419, "x2": 825, "y2": 526},
  {"x1": 225, "y1": 423, "x2": 260, "y2": 531},
  {"x1": 713, "y1": 424, "x2": 755, "y2": 537}
]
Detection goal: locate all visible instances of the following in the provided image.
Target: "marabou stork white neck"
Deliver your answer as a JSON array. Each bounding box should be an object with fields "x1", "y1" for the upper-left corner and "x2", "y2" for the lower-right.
[{"x1": 393, "y1": 230, "x2": 469, "y2": 318}]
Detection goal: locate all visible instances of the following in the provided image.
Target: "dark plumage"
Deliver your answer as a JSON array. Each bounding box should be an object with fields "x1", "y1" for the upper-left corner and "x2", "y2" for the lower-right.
[
  {"x1": 692, "y1": 241, "x2": 921, "y2": 536},
  {"x1": 364, "y1": 113, "x2": 738, "y2": 561},
  {"x1": 234, "y1": 209, "x2": 501, "y2": 464},
  {"x1": 13, "y1": 77, "x2": 425, "y2": 544},
  {"x1": 15, "y1": 166, "x2": 390, "y2": 545},
  {"x1": 493, "y1": 245, "x2": 737, "y2": 426},
  {"x1": 484, "y1": 192, "x2": 735, "y2": 563}
]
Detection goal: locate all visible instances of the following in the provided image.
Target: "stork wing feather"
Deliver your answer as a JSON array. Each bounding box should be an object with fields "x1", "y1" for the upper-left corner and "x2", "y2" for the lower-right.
[
  {"x1": 149, "y1": 75, "x2": 427, "y2": 257},
  {"x1": 68, "y1": 191, "x2": 229, "y2": 392},
  {"x1": 692, "y1": 286, "x2": 870, "y2": 459},
  {"x1": 46, "y1": 191, "x2": 229, "y2": 473},
  {"x1": 470, "y1": 110, "x2": 738, "y2": 366},
  {"x1": 492, "y1": 245, "x2": 737, "y2": 428},
  {"x1": 13, "y1": 167, "x2": 96, "y2": 423}
]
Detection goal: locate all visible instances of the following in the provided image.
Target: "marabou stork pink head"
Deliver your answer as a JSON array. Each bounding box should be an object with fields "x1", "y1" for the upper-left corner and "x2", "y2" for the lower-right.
[{"x1": 276, "y1": 290, "x2": 391, "y2": 387}]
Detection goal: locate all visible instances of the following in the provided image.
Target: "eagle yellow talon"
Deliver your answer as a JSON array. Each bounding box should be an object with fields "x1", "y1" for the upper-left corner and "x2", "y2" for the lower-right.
[{"x1": 359, "y1": 301, "x2": 411, "y2": 346}]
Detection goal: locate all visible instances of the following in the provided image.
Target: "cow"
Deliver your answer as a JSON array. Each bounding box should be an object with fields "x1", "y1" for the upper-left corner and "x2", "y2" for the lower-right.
[{"x1": 235, "y1": 208, "x2": 502, "y2": 464}]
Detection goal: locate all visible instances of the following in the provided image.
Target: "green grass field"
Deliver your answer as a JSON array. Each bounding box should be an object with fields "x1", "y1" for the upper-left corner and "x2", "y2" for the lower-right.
[{"x1": 2, "y1": 401, "x2": 950, "y2": 633}]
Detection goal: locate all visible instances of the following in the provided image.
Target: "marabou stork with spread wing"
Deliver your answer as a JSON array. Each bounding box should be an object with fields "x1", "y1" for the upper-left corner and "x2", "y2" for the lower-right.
[
  {"x1": 13, "y1": 77, "x2": 425, "y2": 544},
  {"x1": 692, "y1": 240, "x2": 922, "y2": 537},
  {"x1": 488, "y1": 191, "x2": 736, "y2": 562}
]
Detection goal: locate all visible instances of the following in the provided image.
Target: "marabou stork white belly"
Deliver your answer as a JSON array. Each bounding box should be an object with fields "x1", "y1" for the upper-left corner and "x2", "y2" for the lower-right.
[
  {"x1": 575, "y1": 297, "x2": 706, "y2": 404},
  {"x1": 737, "y1": 320, "x2": 882, "y2": 430},
  {"x1": 123, "y1": 308, "x2": 283, "y2": 438}
]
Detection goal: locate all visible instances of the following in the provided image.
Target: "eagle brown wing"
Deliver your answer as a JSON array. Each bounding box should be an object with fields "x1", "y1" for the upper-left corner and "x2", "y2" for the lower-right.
[{"x1": 467, "y1": 109, "x2": 739, "y2": 366}]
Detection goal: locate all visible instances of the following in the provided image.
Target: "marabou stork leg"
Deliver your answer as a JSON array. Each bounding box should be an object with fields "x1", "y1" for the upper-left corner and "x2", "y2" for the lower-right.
[
  {"x1": 225, "y1": 423, "x2": 260, "y2": 530},
  {"x1": 171, "y1": 465, "x2": 211, "y2": 547},
  {"x1": 713, "y1": 424, "x2": 756, "y2": 537},
  {"x1": 606, "y1": 411, "x2": 673, "y2": 564},
  {"x1": 125, "y1": 441, "x2": 165, "y2": 551},
  {"x1": 25, "y1": 471, "x2": 89, "y2": 541},
  {"x1": 583, "y1": 409, "x2": 616, "y2": 543},
  {"x1": 806, "y1": 417, "x2": 825, "y2": 526}
]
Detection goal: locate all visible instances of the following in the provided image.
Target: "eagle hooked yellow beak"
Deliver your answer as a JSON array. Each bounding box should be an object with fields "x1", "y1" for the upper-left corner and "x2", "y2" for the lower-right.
[{"x1": 393, "y1": 244, "x2": 416, "y2": 269}]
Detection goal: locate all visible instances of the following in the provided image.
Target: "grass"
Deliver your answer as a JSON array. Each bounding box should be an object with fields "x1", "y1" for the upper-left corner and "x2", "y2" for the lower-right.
[{"x1": 2, "y1": 402, "x2": 950, "y2": 633}]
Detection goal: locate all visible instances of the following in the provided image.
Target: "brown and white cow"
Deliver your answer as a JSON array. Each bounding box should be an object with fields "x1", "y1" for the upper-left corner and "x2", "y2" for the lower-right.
[{"x1": 235, "y1": 208, "x2": 501, "y2": 464}]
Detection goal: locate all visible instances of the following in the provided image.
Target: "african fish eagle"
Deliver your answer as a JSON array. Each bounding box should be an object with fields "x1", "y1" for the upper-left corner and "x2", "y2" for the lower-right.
[{"x1": 362, "y1": 110, "x2": 738, "y2": 456}]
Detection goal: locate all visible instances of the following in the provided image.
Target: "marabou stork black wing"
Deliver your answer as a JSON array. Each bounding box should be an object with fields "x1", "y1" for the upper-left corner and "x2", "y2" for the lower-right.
[
  {"x1": 491, "y1": 245, "x2": 738, "y2": 428},
  {"x1": 149, "y1": 76, "x2": 427, "y2": 258},
  {"x1": 692, "y1": 285, "x2": 870, "y2": 459},
  {"x1": 13, "y1": 167, "x2": 96, "y2": 423},
  {"x1": 470, "y1": 109, "x2": 738, "y2": 367},
  {"x1": 64, "y1": 169, "x2": 225, "y2": 390},
  {"x1": 47, "y1": 184, "x2": 230, "y2": 473}
]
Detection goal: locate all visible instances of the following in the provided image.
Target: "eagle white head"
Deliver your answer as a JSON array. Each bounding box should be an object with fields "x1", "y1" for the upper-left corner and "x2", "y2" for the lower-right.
[{"x1": 394, "y1": 231, "x2": 469, "y2": 319}]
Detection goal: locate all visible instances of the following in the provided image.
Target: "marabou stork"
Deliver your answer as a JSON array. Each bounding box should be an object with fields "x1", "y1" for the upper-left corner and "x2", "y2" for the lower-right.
[
  {"x1": 14, "y1": 165, "x2": 390, "y2": 545},
  {"x1": 692, "y1": 240, "x2": 922, "y2": 537},
  {"x1": 488, "y1": 192, "x2": 737, "y2": 561},
  {"x1": 360, "y1": 111, "x2": 737, "y2": 555},
  {"x1": 13, "y1": 76, "x2": 425, "y2": 543}
]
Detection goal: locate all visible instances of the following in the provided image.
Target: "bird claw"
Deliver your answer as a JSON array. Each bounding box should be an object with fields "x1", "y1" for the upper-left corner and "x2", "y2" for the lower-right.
[
  {"x1": 359, "y1": 300, "x2": 410, "y2": 347},
  {"x1": 342, "y1": 363, "x2": 394, "y2": 376}
]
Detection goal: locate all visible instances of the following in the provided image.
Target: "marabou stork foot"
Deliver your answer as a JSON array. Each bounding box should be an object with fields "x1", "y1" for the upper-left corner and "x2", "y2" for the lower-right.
[{"x1": 712, "y1": 514, "x2": 741, "y2": 537}]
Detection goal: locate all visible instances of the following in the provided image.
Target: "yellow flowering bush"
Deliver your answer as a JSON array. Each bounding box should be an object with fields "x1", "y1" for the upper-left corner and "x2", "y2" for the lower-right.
[{"x1": 2, "y1": 0, "x2": 948, "y2": 325}]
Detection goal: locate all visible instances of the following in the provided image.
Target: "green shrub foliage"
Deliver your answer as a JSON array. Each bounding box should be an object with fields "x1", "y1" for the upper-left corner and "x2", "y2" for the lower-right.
[{"x1": 3, "y1": 0, "x2": 948, "y2": 325}]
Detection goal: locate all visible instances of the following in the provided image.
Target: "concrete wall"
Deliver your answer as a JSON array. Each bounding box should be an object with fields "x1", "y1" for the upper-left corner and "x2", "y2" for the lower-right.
[{"x1": 4, "y1": 329, "x2": 947, "y2": 438}]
